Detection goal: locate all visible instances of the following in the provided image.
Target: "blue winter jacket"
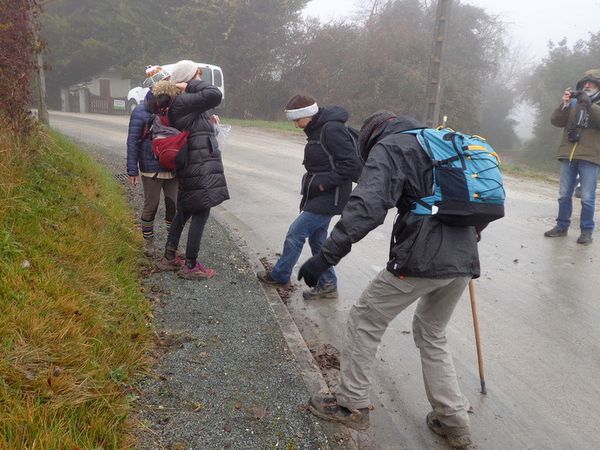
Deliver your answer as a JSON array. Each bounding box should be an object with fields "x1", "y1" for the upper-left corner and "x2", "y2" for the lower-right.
[{"x1": 126, "y1": 100, "x2": 168, "y2": 175}]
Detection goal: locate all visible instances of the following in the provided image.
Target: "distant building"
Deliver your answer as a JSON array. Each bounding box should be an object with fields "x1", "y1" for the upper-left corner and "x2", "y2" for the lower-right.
[{"x1": 62, "y1": 67, "x2": 133, "y2": 114}]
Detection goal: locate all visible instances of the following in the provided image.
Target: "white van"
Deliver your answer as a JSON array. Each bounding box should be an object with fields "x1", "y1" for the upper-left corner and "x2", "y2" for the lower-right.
[{"x1": 126, "y1": 62, "x2": 224, "y2": 112}]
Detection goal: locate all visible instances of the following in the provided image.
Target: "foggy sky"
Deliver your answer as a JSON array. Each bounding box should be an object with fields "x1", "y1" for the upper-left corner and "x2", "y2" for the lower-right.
[{"x1": 303, "y1": 0, "x2": 600, "y2": 60}]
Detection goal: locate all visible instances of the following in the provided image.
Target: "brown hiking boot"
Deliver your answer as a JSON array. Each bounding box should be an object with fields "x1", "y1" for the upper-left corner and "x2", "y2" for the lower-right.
[
  {"x1": 143, "y1": 237, "x2": 156, "y2": 257},
  {"x1": 544, "y1": 226, "x2": 567, "y2": 238},
  {"x1": 156, "y1": 255, "x2": 185, "y2": 271},
  {"x1": 577, "y1": 230, "x2": 593, "y2": 245},
  {"x1": 302, "y1": 283, "x2": 338, "y2": 300},
  {"x1": 426, "y1": 411, "x2": 472, "y2": 449},
  {"x1": 256, "y1": 270, "x2": 290, "y2": 287},
  {"x1": 307, "y1": 393, "x2": 369, "y2": 431}
]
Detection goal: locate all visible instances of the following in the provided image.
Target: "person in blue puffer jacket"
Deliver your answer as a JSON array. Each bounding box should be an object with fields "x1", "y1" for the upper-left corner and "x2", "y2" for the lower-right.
[{"x1": 126, "y1": 89, "x2": 178, "y2": 256}]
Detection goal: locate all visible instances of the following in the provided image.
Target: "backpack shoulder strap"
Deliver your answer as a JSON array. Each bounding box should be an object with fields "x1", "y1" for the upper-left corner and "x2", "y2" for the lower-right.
[
  {"x1": 316, "y1": 122, "x2": 336, "y2": 170},
  {"x1": 318, "y1": 121, "x2": 360, "y2": 170},
  {"x1": 401, "y1": 127, "x2": 435, "y2": 159}
]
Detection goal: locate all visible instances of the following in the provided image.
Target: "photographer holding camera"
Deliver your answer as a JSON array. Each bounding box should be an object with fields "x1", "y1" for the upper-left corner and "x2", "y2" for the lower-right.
[{"x1": 544, "y1": 69, "x2": 600, "y2": 245}]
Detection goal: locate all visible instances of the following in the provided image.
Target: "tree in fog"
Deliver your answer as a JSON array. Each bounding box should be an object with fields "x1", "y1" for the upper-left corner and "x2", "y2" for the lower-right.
[
  {"x1": 42, "y1": 0, "x2": 183, "y2": 106},
  {"x1": 40, "y1": 0, "x2": 512, "y2": 130},
  {"x1": 172, "y1": 0, "x2": 310, "y2": 118},
  {"x1": 477, "y1": 44, "x2": 532, "y2": 150},
  {"x1": 278, "y1": 0, "x2": 508, "y2": 130},
  {"x1": 440, "y1": 3, "x2": 508, "y2": 131}
]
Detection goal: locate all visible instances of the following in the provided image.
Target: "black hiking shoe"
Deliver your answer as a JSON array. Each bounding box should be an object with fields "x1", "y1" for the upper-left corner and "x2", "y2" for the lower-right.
[
  {"x1": 577, "y1": 230, "x2": 593, "y2": 245},
  {"x1": 302, "y1": 283, "x2": 338, "y2": 300},
  {"x1": 257, "y1": 270, "x2": 290, "y2": 287},
  {"x1": 426, "y1": 411, "x2": 472, "y2": 449},
  {"x1": 308, "y1": 393, "x2": 370, "y2": 431},
  {"x1": 544, "y1": 226, "x2": 568, "y2": 238}
]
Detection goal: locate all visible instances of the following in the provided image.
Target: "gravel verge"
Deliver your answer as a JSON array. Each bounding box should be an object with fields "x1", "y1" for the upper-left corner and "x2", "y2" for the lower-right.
[{"x1": 78, "y1": 142, "x2": 355, "y2": 449}]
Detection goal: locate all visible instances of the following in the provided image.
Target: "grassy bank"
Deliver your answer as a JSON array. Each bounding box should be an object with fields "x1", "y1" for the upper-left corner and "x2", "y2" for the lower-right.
[{"x1": 0, "y1": 127, "x2": 150, "y2": 448}]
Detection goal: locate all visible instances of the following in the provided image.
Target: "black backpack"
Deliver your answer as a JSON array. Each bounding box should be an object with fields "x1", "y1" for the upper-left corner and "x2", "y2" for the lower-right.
[{"x1": 318, "y1": 123, "x2": 363, "y2": 182}]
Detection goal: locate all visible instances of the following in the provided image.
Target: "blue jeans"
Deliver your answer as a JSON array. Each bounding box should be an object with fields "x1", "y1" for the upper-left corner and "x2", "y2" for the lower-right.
[
  {"x1": 270, "y1": 211, "x2": 337, "y2": 287},
  {"x1": 557, "y1": 159, "x2": 600, "y2": 231}
]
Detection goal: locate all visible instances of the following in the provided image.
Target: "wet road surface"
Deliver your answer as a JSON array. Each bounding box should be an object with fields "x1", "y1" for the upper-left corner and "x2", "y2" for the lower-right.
[{"x1": 49, "y1": 111, "x2": 600, "y2": 450}]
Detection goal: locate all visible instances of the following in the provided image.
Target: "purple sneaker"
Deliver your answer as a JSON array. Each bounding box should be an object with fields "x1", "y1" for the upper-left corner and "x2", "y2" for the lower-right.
[
  {"x1": 156, "y1": 255, "x2": 185, "y2": 271},
  {"x1": 178, "y1": 262, "x2": 217, "y2": 280}
]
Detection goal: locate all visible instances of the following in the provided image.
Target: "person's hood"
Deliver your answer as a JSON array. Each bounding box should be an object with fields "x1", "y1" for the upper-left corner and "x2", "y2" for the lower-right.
[
  {"x1": 362, "y1": 115, "x2": 423, "y2": 160},
  {"x1": 306, "y1": 106, "x2": 349, "y2": 133},
  {"x1": 576, "y1": 69, "x2": 600, "y2": 91}
]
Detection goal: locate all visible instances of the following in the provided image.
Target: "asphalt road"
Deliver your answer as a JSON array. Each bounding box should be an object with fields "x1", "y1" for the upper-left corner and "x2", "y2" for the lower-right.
[{"x1": 49, "y1": 111, "x2": 600, "y2": 450}]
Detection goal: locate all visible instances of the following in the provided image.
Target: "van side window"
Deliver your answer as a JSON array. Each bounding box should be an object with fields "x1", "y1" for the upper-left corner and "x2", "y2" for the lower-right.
[
  {"x1": 200, "y1": 67, "x2": 213, "y2": 85},
  {"x1": 214, "y1": 70, "x2": 223, "y2": 87}
]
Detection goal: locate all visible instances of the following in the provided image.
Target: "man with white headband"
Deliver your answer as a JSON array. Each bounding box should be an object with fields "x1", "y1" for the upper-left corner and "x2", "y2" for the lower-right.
[{"x1": 257, "y1": 94, "x2": 362, "y2": 300}]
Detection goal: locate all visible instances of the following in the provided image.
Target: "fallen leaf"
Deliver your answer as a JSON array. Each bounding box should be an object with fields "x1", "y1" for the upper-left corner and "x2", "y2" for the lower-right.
[{"x1": 251, "y1": 407, "x2": 268, "y2": 420}]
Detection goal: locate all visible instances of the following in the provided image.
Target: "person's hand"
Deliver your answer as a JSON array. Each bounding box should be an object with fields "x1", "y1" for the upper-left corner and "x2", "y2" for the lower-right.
[
  {"x1": 176, "y1": 82, "x2": 188, "y2": 92},
  {"x1": 298, "y1": 254, "x2": 331, "y2": 287},
  {"x1": 129, "y1": 175, "x2": 138, "y2": 187},
  {"x1": 211, "y1": 114, "x2": 220, "y2": 126}
]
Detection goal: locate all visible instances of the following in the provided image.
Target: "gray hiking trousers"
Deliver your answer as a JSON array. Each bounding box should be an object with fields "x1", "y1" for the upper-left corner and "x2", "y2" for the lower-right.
[{"x1": 335, "y1": 269, "x2": 471, "y2": 431}]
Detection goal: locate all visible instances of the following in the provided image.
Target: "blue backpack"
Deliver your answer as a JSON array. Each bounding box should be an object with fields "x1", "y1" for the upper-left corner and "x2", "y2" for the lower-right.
[{"x1": 401, "y1": 128, "x2": 505, "y2": 227}]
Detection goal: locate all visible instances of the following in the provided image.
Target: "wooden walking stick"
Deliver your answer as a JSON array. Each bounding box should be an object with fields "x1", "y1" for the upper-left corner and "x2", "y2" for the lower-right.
[{"x1": 468, "y1": 279, "x2": 487, "y2": 394}]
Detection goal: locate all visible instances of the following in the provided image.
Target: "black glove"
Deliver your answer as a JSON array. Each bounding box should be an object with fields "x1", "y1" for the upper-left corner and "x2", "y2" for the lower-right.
[{"x1": 298, "y1": 253, "x2": 331, "y2": 287}]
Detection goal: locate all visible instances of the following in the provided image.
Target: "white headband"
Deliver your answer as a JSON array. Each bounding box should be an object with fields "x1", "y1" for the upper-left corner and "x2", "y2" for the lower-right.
[{"x1": 285, "y1": 102, "x2": 319, "y2": 121}]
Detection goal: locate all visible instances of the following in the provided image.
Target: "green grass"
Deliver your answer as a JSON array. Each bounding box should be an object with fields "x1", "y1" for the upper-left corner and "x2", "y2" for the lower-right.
[
  {"x1": 501, "y1": 163, "x2": 558, "y2": 182},
  {"x1": 221, "y1": 117, "x2": 302, "y2": 134},
  {"x1": 0, "y1": 126, "x2": 151, "y2": 448}
]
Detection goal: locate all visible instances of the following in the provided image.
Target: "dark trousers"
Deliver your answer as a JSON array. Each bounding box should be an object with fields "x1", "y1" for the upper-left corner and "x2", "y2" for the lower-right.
[{"x1": 166, "y1": 208, "x2": 211, "y2": 263}]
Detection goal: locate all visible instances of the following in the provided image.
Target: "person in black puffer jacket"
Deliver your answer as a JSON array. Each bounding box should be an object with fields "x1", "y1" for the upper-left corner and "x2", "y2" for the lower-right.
[
  {"x1": 257, "y1": 94, "x2": 362, "y2": 300},
  {"x1": 126, "y1": 87, "x2": 177, "y2": 257},
  {"x1": 155, "y1": 60, "x2": 229, "y2": 279}
]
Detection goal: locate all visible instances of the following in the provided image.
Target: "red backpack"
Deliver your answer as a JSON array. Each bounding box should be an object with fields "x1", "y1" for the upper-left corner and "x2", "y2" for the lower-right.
[{"x1": 151, "y1": 114, "x2": 189, "y2": 170}]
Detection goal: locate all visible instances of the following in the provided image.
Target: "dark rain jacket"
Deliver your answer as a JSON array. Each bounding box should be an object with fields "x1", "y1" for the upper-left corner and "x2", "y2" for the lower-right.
[
  {"x1": 320, "y1": 117, "x2": 481, "y2": 279},
  {"x1": 551, "y1": 69, "x2": 600, "y2": 166},
  {"x1": 300, "y1": 106, "x2": 362, "y2": 215},
  {"x1": 126, "y1": 100, "x2": 169, "y2": 175},
  {"x1": 168, "y1": 80, "x2": 229, "y2": 212}
]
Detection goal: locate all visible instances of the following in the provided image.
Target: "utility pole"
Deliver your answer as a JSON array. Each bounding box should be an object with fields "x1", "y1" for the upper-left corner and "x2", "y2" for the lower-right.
[
  {"x1": 424, "y1": 0, "x2": 452, "y2": 128},
  {"x1": 31, "y1": 0, "x2": 49, "y2": 124}
]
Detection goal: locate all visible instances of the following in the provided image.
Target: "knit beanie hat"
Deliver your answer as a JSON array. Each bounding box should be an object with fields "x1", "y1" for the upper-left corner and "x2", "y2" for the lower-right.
[
  {"x1": 170, "y1": 60, "x2": 200, "y2": 83},
  {"x1": 284, "y1": 94, "x2": 319, "y2": 120},
  {"x1": 358, "y1": 110, "x2": 396, "y2": 161}
]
